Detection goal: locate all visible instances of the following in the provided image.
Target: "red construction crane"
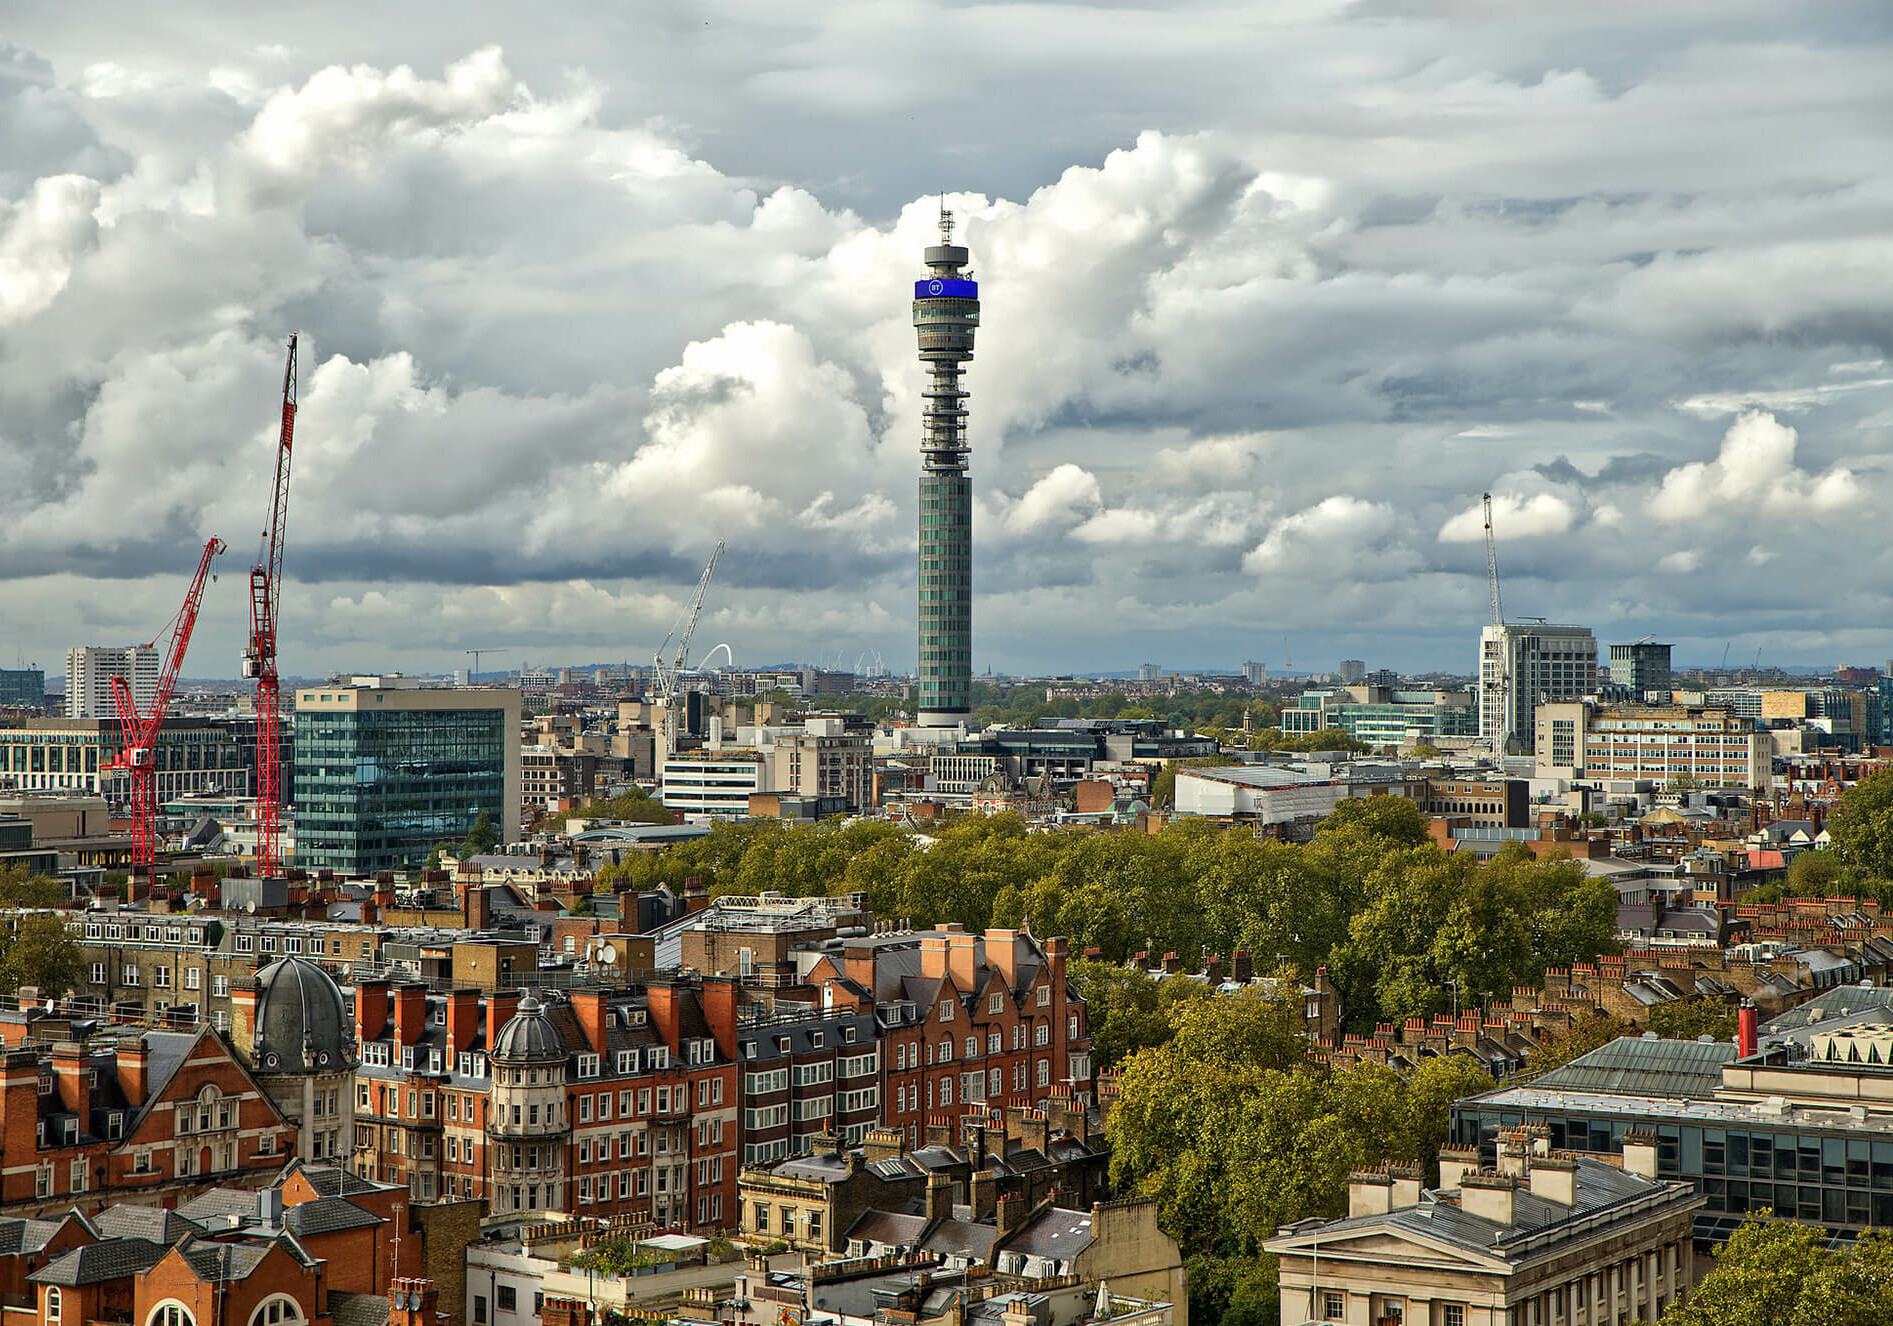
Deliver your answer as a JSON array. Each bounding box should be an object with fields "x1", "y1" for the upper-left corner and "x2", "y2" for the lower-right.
[
  {"x1": 109, "y1": 537, "x2": 227, "y2": 877},
  {"x1": 245, "y1": 335, "x2": 298, "y2": 879}
]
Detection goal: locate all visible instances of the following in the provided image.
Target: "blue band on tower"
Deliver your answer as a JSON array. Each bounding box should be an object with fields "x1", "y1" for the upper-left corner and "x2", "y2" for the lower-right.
[{"x1": 914, "y1": 279, "x2": 979, "y2": 299}]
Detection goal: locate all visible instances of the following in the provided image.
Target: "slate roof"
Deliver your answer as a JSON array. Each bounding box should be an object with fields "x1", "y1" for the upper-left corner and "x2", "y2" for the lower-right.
[
  {"x1": 1001, "y1": 1207, "x2": 1095, "y2": 1262},
  {"x1": 920, "y1": 1217, "x2": 1001, "y2": 1263},
  {"x1": 844, "y1": 1209, "x2": 933, "y2": 1249},
  {"x1": 1764, "y1": 985, "x2": 1893, "y2": 1034},
  {"x1": 329, "y1": 1294, "x2": 393, "y2": 1326},
  {"x1": 0, "y1": 1217, "x2": 73, "y2": 1256},
  {"x1": 181, "y1": 1241, "x2": 275, "y2": 1282},
  {"x1": 285, "y1": 1197, "x2": 383, "y2": 1237},
  {"x1": 32, "y1": 1238, "x2": 170, "y2": 1286},
  {"x1": 174, "y1": 1189, "x2": 261, "y2": 1224},
  {"x1": 1268, "y1": 1158, "x2": 1685, "y2": 1264},
  {"x1": 289, "y1": 1161, "x2": 383, "y2": 1198},
  {"x1": 90, "y1": 1205, "x2": 204, "y2": 1244}
]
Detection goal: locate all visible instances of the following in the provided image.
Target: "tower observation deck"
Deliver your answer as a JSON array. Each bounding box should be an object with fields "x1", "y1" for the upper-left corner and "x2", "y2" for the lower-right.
[{"x1": 913, "y1": 207, "x2": 978, "y2": 728}]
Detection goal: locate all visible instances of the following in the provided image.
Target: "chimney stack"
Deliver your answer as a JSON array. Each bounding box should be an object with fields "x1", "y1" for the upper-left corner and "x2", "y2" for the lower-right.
[{"x1": 1458, "y1": 1171, "x2": 1518, "y2": 1226}]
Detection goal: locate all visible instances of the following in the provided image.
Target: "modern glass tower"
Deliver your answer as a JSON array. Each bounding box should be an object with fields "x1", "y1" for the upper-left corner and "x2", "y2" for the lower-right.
[{"x1": 913, "y1": 208, "x2": 978, "y2": 727}]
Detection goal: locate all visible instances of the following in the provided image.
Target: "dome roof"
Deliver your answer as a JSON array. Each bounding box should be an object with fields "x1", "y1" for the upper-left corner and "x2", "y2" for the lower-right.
[
  {"x1": 493, "y1": 995, "x2": 566, "y2": 1063},
  {"x1": 252, "y1": 956, "x2": 352, "y2": 1074}
]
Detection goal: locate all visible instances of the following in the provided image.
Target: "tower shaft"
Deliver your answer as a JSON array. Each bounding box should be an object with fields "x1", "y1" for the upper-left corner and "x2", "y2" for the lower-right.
[{"x1": 913, "y1": 209, "x2": 978, "y2": 727}]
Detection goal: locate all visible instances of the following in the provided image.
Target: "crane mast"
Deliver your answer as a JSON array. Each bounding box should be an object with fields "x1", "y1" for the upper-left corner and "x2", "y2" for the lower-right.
[
  {"x1": 109, "y1": 537, "x2": 226, "y2": 877},
  {"x1": 246, "y1": 335, "x2": 298, "y2": 878},
  {"x1": 654, "y1": 539, "x2": 725, "y2": 761}
]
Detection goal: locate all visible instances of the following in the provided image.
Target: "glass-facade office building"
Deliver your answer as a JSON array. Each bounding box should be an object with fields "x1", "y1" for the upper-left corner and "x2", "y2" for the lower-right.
[
  {"x1": 293, "y1": 682, "x2": 521, "y2": 874},
  {"x1": 1452, "y1": 1023, "x2": 1893, "y2": 1246}
]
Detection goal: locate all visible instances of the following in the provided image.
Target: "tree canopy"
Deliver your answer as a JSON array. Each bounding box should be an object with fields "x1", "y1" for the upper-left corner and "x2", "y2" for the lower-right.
[
  {"x1": 1104, "y1": 988, "x2": 1496, "y2": 1324},
  {"x1": 592, "y1": 804, "x2": 1619, "y2": 1034},
  {"x1": 1826, "y1": 771, "x2": 1893, "y2": 884},
  {"x1": 1662, "y1": 1217, "x2": 1893, "y2": 1326},
  {"x1": 0, "y1": 913, "x2": 82, "y2": 999}
]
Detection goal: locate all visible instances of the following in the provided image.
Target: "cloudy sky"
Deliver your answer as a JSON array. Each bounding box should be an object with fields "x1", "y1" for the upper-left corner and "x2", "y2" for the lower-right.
[{"x1": 2, "y1": 1, "x2": 1890, "y2": 682}]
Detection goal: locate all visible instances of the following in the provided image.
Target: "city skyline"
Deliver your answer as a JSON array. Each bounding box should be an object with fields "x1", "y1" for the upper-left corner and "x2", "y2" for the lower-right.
[{"x1": 1, "y1": 4, "x2": 1889, "y2": 679}]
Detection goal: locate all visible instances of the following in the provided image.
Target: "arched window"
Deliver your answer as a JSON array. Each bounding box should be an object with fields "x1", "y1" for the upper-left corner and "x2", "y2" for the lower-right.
[
  {"x1": 249, "y1": 1297, "x2": 305, "y2": 1326},
  {"x1": 149, "y1": 1303, "x2": 198, "y2": 1326},
  {"x1": 46, "y1": 1287, "x2": 61, "y2": 1326}
]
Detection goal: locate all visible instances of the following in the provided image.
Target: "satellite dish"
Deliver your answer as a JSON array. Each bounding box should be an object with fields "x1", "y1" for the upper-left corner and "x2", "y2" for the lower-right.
[
  {"x1": 603, "y1": 948, "x2": 618, "y2": 965},
  {"x1": 246, "y1": 900, "x2": 257, "y2": 914}
]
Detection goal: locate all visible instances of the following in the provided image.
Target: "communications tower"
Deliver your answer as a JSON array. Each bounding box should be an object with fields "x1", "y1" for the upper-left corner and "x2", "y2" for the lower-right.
[{"x1": 913, "y1": 206, "x2": 978, "y2": 727}]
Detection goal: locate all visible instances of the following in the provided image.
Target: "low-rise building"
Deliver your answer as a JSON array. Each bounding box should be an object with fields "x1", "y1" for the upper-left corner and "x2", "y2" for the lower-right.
[{"x1": 1265, "y1": 1133, "x2": 1701, "y2": 1326}]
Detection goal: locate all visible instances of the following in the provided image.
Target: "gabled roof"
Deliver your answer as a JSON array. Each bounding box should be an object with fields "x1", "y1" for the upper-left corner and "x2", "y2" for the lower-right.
[
  {"x1": 0, "y1": 1215, "x2": 78, "y2": 1256},
  {"x1": 32, "y1": 1238, "x2": 169, "y2": 1286},
  {"x1": 90, "y1": 1205, "x2": 203, "y2": 1244},
  {"x1": 328, "y1": 1294, "x2": 393, "y2": 1326},
  {"x1": 286, "y1": 1198, "x2": 382, "y2": 1238}
]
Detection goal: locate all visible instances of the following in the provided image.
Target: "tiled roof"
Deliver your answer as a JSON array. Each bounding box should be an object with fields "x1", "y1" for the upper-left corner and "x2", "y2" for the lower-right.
[
  {"x1": 329, "y1": 1294, "x2": 393, "y2": 1326},
  {"x1": 286, "y1": 1197, "x2": 382, "y2": 1237},
  {"x1": 32, "y1": 1238, "x2": 169, "y2": 1286},
  {"x1": 91, "y1": 1206, "x2": 203, "y2": 1244}
]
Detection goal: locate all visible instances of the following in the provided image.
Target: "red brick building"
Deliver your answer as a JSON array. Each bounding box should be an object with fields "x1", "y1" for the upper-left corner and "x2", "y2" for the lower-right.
[
  {"x1": 350, "y1": 982, "x2": 739, "y2": 1229},
  {"x1": 0, "y1": 1027, "x2": 296, "y2": 1213},
  {"x1": 805, "y1": 926, "x2": 1091, "y2": 1150}
]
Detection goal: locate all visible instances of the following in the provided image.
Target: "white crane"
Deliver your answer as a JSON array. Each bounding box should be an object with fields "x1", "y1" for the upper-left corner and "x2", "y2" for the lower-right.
[{"x1": 654, "y1": 539, "x2": 724, "y2": 759}]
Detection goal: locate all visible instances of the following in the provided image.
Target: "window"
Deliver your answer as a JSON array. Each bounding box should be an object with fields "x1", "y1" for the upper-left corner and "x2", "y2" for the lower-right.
[
  {"x1": 1442, "y1": 1308, "x2": 1464, "y2": 1326},
  {"x1": 1037, "y1": 985, "x2": 1050, "y2": 1007},
  {"x1": 149, "y1": 1306, "x2": 198, "y2": 1326},
  {"x1": 496, "y1": 1288, "x2": 517, "y2": 1313},
  {"x1": 989, "y1": 992, "x2": 1003, "y2": 1014},
  {"x1": 939, "y1": 1000, "x2": 954, "y2": 1021},
  {"x1": 47, "y1": 1288, "x2": 62, "y2": 1326},
  {"x1": 1323, "y1": 1292, "x2": 1343, "y2": 1321},
  {"x1": 474, "y1": 1299, "x2": 487, "y2": 1326},
  {"x1": 249, "y1": 1298, "x2": 304, "y2": 1326}
]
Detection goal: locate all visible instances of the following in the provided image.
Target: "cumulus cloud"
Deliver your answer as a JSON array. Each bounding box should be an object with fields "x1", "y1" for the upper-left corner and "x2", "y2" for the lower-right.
[
  {"x1": 1648, "y1": 410, "x2": 1861, "y2": 522},
  {"x1": 1438, "y1": 492, "x2": 1577, "y2": 543},
  {"x1": 0, "y1": 6, "x2": 1887, "y2": 675},
  {"x1": 1244, "y1": 496, "x2": 1412, "y2": 577}
]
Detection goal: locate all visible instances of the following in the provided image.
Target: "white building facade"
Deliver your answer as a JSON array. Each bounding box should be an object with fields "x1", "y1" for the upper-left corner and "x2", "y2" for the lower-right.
[{"x1": 65, "y1": 645, "x2": 160, "y2": 719}]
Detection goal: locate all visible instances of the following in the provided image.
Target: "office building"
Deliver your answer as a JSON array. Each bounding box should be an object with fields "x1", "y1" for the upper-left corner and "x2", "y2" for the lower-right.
[
  {"x1": 293, "y1": 678, "x2": 521, "y2": 874},
  {"x1": 1608, "y1": 641, "x2": 1673, "y2": 700},
  {"x1": 64, "y1": 645, "x2": 159, "y2": 719},
  {"x1": 0, "y1": 718, "x2": 248, "y2": 797},
  {"x1": 1534, "y1": 702, "x2": 1771, "y2": 789},
  {"x1": 1451, "y1": 991, "x2": 1893, "y2": 1247},
  {"x1": 1337, "y1": 658, "x2": 1367, "y2": 684},
  {"x1": 914, "y1": 208, "x2": 978, "y2": 728},
  {"x1": 0, "y1": 669, "x2": 43, "y2": 711},
  {"x1": 1479, "y1": 624, "x2": 1597, "y2": 754},
  {"x1": 1282, "y1": 685, "x2": 1477, "y2": 747}
]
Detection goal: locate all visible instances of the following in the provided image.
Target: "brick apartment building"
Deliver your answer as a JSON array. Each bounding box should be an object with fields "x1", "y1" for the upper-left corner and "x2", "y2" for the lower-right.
[
  {"x1": 805, "y1": 926, "x2": 1091, "y2": 1150},
  {"x1": 0, "y1": 1026, "x2": 296, "y2": 1214},
  {"x1": 349, "y1": 981, "x2": 740, "y2": 1229}
]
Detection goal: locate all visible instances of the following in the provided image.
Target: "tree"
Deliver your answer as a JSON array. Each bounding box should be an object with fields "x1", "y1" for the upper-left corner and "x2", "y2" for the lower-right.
[
  {"x1": 1647, "y1": 998, "x2": 1738, "y2": 1043},
  {"x1": 1825, "y1": 770, "x2": 1893, "y2": 883},
  {"x1": 459, "y1": 810, "x2": 500, "y2": 858},
  {"x1": 0, "y1": 866, "x2": 66, "y2": 908},
  {"x1": 1785, "y1": 847, "x2": 1856, "y2": 897},
  {"x1": 1657, "y1": 1215, "x2": 1882, "y2": 1326},
  {"x1": 0, "y1": 914, "x2": 83, "y2": 999}
]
